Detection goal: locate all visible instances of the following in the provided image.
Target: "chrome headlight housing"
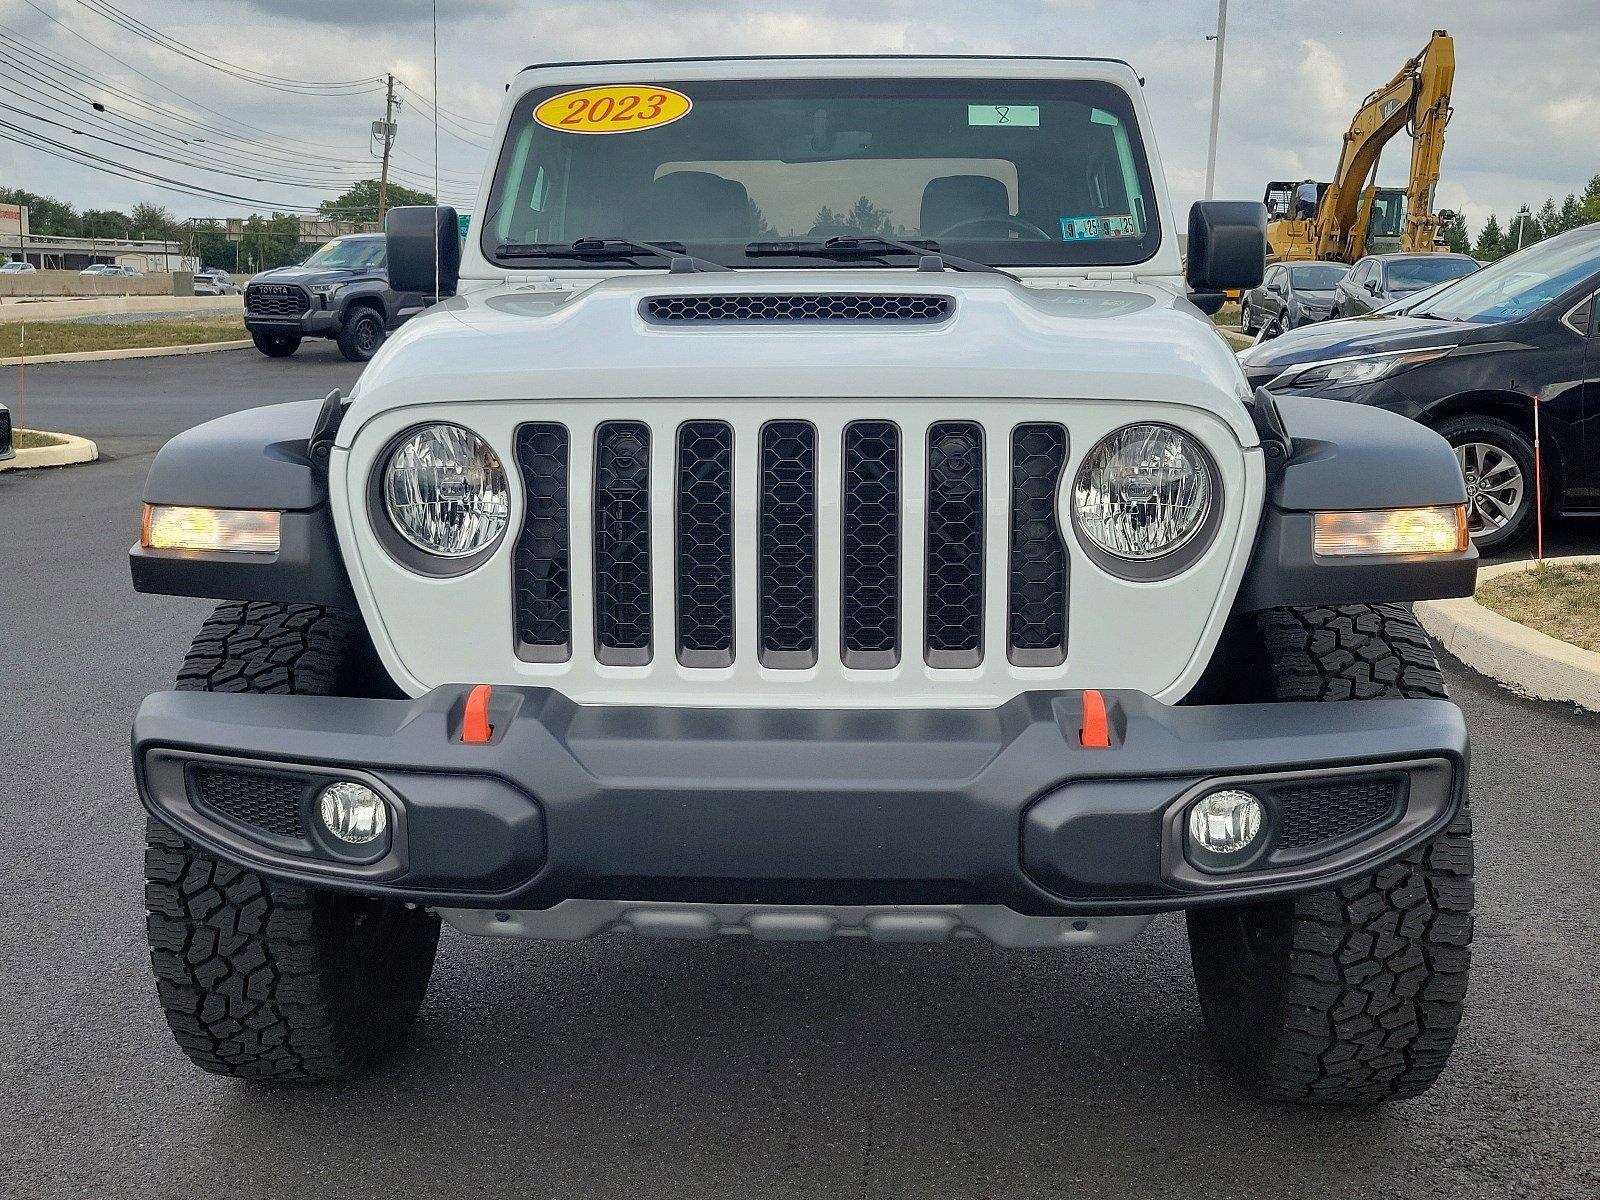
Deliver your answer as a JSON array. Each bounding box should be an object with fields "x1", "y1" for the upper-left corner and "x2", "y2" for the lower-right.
[
  {"x1": 380, "y1": 423, "x2": 509, "y2": 561},
  {"x1": 1269, "y1": 346, "x2": 1453, "y2": 391},
  {"x1": 1070, "y1": 424, "x2": 1217, "y2": 571}
]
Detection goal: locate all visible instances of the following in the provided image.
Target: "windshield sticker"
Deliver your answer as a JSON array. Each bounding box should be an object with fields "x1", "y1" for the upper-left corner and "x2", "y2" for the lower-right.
[
  {"x1": 967, "y1": 104, "x2": 1040, "y2": 127},
  {"x1": 1060, "y1": 214, "x2": 1139, "y2": 241},
  {"x1": 533, "y1": 86, "x2": 692, "y2": 135}
]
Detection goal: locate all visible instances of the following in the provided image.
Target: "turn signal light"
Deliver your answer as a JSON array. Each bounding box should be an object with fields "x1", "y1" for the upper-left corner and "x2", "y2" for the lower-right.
[
  {"x1": 141, "y1": 504, "x2": 280, "y2": 554},
  {"x1": 1312, "y1": 505, "x2": 1469, "y2": 557}
]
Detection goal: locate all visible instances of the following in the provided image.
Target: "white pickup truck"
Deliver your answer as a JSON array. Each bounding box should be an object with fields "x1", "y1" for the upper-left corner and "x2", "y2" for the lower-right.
[{"x1": 131, "y1": 54, "x2": 1477, "y2": 1103}]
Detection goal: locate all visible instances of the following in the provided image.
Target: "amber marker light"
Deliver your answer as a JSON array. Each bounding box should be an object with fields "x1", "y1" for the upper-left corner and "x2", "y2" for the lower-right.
[
  {"x1": 1312, "y1": 505, "x2": 1470, "y2": 557},
  {"x1": 141, "y1": 504, "x2": 281, "y2": 554}
]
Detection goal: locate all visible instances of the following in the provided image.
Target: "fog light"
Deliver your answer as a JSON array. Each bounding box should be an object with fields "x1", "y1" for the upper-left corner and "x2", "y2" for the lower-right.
[
  {"x1": 1188, "y1": 789, "x2": 1264, "y2": 855},
  {"x1": 1313, "y1": 505, "x2": 1469, "y2": 556},
  {"x1": 318, "y1": 781, "x2": 388, "y2": 845}
]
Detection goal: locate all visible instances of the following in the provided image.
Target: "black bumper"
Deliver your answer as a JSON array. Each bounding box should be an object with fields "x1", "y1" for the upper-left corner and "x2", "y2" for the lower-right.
[
  {"x1": 244, "y1": 309, "x2": 341, "y2": 336},
  {"x1": 133, "y1": 687, "x2": 1468, "y2": 916}
]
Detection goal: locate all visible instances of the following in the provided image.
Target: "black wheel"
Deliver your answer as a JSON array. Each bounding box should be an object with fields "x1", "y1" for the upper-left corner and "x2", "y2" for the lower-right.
[
  {"x1": 144, "y1": 602, "x2": 439, "y2": 1081},
  {"x1": 1187, "y1": 604, "x2": 1474, "y2": 1105},
  {"x1": 1240, "y1": 300, "x2": 1256, "y2": 335},
  {"x1": 1434, "y1": 414, "x2": 1537, "y2": 554},
  {"x1": 251, "y1": 330, "x2": 301, "y2": 358},
  {"x1": 337, "y1": 306, "x2": 386, "y2": 362}
]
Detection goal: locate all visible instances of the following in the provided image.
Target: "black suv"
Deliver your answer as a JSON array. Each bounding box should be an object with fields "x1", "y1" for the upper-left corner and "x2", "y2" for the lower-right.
[
  {"x1": 1241, "y1": 223, "x2": 1600, "y2": 551},
  {"x1": 0, "y1": 399, "x2": 13, "y2": 462},
  {"x1": 244, "y1": 234, "x2": 428, "y2": 362}
]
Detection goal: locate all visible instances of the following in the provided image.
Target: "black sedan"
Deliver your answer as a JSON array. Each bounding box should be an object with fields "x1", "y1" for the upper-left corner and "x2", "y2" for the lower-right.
[
  {"x1": 1239, "y1": 223, "x2": 1600, "y2": 552},
  {"x1": 1332, "y1": 252, "x2": 1480, "y2": 317},
  {"x1": 1241, "y1": 260, "x2": 1347, "y2": 334},
  {"x1": 0, "y1": 399, "x2": 12, "y2": 462}
]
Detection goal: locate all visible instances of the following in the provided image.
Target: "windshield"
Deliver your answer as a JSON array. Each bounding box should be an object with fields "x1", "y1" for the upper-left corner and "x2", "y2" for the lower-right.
[
  {"x1": 1288, "y1": 264, "x2": 1345, "y2": 289},
  {"x1": 1412, "y1": 232, "x2": 1600, "y2": 323},
  {"x1": 483, "y1": 76, "x2": 1162, "y2": 269},
  {"x1": 1385, "y1": 256, "x2": 1477, "y2": 292},
  {"x1": 302, "y1": 237, "x2": 385, "y2": 269}
]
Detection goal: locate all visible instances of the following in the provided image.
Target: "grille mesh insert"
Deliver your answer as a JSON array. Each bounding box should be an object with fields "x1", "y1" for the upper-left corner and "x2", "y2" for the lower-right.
[
  {"x1": 1008, "y1": 424, "x2": 1069, "y2": 664},
  {"x1": 645, "y1": 293, "x2": 951, "y2": 324},
  {"x1": 244, "y1": 286, "x2": 309, "y2": 317},
  {"x1": 1275, "y1": 777, "x2": 1404, "y2": 850},
  {"x1": 758, "y1": 421, "x2": 817, "y2": 666},
  {"x1": 676, "y1": 421, "x2": 735, "y2": 664},
  {"x1": 593, "y1": 421, "x2": 652, "y2": 663},
  {"x1": 513, "y1": 423, "x2": 571, "y2": 659},
  {"x1": 190, "y1": 766, "x2": 306, "y2": 839},
  {"x1": 841, "y1": 421, "x2": 900, "y2": 667},
  {"x1": 925, "y1": 422, "x2": 985, "y2": 665}
]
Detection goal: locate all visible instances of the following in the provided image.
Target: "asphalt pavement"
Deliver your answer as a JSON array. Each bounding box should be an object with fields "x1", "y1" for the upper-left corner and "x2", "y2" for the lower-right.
[{"x1": 1, "y1": 346, "x2": 1597, "y2": 1200}]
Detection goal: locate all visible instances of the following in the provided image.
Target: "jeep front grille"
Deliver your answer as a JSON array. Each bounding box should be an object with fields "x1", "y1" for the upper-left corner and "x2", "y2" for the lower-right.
[
  {"x1": 244, "y1": 285, "x2": 310, "y2": 317},
  {"x1": 511, "y1": 415, "x2": 1071, "y2": 672},
  {"x1": 643, "y1": 293, "x2": 952, "y2": 324}
]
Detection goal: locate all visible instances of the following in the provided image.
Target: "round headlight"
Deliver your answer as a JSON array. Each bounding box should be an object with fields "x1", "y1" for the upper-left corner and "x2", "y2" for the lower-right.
[
  {"x1": 1071, "y1": 424, "x2": 1214, "y2": 562},
  {"x1": 382, "y1": 424, "x2": 509, "y2": 558}
]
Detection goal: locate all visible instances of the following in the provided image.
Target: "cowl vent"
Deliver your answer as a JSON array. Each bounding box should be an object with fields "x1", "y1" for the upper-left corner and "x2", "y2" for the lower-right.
[{"x1": 642, "y1": 293, "x2": 953, "y2": 324}]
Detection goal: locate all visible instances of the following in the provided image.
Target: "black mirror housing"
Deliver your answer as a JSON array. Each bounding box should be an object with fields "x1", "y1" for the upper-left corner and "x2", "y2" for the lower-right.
[
  {"x1": 1186, "y1": 201, "x2": 1267, "y2": 292},
  {"x1": 386, "y1": 205, "x2": 460, "y2": 299}
]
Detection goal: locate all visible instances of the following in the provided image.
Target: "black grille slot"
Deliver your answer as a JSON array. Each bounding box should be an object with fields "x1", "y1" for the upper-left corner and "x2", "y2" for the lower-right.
[
  {"x1": 841, "y1": 421, "x2": 900, "y2": 668},
  {"x1": 676, "y1": 421, "x2": 735, "y2": 665},
  {"x1": 1008, "y1": 424, "x2": 1068, "y2": 665},
  {"x1": 513, "y1": 423, "x2": 571, "y2": 661},
  {"x1": 925, "y1": 422, "x2": 985, "y2": 667},
  {"x1": 244, "y1": 285, "x2": 309, "y2": 317},
  {"x1": 758, "y1": 421, "x2": 817, "y2": 667},
  {"x1": 645, "y1": 293, "x2": 951, "y2": 324},
  {"x1": 190, "y1": 766, "x2": 306, "y2": 839},
  {"x1": 593, "y1": 421, "x2": 652, "y2": 664},
  {"x1": 1274, "y1": 776, "x2": 1406, "y2": 852}
]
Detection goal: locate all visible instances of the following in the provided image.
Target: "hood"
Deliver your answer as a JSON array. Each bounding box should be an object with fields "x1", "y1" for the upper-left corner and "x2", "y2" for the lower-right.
[
  {"x1": 342, "y1": 271, "x2": 1259, "y2": 446},
  {"x1": 1238, "y1": 313, "x2": 1488, "y2": 374},
  {"x1": 1293, "y1": 289, "x2": 1336, "y2": 304},
  {"x1": 250, "y1": 265, "x2": 381, "y2": 286}
]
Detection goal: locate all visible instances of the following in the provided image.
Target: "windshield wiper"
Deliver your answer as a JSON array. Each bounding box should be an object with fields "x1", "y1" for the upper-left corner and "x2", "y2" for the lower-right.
[
  {"x1": 497, "y1": 237, "x2": 729, "y2": 273},
  {"x1": 746, "y1": 236, "x2": 1020, "y2": 281}
]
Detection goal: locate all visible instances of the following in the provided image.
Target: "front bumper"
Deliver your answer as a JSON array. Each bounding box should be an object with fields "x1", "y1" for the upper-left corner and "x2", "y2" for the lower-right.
[{"x1": 133, "y1": 686, "x2": 1468, "y2": 923}]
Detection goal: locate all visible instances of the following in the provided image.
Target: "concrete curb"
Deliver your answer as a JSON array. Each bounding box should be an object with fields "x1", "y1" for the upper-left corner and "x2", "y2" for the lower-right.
[
  {"x1": 0, "y1": 430, "x2": 99, "y2": 471},
  {"x1": 0, "y1": 339, "x2": 251, "y2": 367},
  {"x1": 1417, "y1": 555, "x2": 1600, "y2": 711},
  {"x1": 0, "y1": 295, "x2": 242, "y2": 323}
]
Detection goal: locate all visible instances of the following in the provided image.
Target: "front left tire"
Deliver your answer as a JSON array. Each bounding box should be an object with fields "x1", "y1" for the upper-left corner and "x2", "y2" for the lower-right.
[{"x1": 337, "y1": 306, "x2": 387, "y2": 362}]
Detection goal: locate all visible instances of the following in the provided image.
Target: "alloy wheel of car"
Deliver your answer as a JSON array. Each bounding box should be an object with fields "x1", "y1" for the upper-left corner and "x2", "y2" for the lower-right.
[{"x1": 1454, "y1": 440, "x2": 1525, "y2": 536}]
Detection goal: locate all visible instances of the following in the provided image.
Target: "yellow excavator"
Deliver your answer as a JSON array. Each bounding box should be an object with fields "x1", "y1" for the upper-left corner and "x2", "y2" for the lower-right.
[{"x1": 1265, "y1": 29, "x2": 1455, "y2": 263}]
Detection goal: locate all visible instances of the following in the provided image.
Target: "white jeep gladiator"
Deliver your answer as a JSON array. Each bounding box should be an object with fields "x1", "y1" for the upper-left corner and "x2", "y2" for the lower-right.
[{"x1": 131, "y1": 55, "x2": 1477, "y2": 1103}]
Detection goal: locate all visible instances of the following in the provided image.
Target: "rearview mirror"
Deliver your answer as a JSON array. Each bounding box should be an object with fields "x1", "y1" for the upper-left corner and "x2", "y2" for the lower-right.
[
  {"x1": 386, "y1": 205, "x2": 460, "y2": 300},
  {"x1": 1186, "y1": 201, "x2": 1267, "y2": 292}
]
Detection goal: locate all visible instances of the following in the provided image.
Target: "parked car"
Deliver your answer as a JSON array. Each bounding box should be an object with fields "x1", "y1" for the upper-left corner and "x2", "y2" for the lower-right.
[
  {"x1": 1332, "y1": 252, "x2": 1479, "y2": 317},
  {"x1": 131, "y1": 53, "x2": 1482, "y2": 1107},
  {"x1": 1241, "y1": 222, "x2": 1600, "y2": 551},
  {"x1": 0, "y1": 399, "x2": 13, "y2": 462},
  {"x1": 79, "y1": 263, "x2": 111, "y2": 275},
  {"x1": 243, "y1": 233, "x2": 427, "y2": 361},
  {"x1": 1241, "y1": 260, "x2": 1346, "y2": 333},
  {"x1": 192, "y1": 267, "x2": 240, "y2": 296},
  {"x1": 0, "y1": 260, "x2": 36, "y2": 273},
  {"x1": 81, "y1": 264, "x2": 139, "y2": 277}
]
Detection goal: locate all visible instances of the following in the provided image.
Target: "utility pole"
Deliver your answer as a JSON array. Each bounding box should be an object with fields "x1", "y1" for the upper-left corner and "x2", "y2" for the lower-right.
[
  {"x1": 376, "y1": 73, "x2": 397, "y2": 228},
  {"x1": 1204, "y1": 0, "x2": 1229, "y2": 201}
]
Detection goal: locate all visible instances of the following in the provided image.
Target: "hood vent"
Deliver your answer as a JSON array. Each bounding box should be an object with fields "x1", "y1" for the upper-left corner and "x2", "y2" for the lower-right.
[{"x1": 643, "y1": 293, "x2": 953, "y2": 324}]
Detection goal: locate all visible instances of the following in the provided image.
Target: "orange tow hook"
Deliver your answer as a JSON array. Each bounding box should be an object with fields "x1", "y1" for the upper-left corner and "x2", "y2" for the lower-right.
[
  {"x1": 1079, "y1": 689, "x2": 1111, "y2": 748},
  {"x1": 462, "y1": 684, "x2": 494, "y2": 744}
]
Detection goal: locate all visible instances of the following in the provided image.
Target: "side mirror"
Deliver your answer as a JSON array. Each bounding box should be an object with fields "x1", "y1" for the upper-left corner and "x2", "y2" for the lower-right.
[
  {"x1": 1188, "y1": 291, "x2": 1227, "y2": 316},
  {"x1": 1187, "y1": 201, "x2": 1267, "y2": 291},
  {"x1": 1366, "y1": 280, "x2": 1381, "y2": 296},
  {"x1": 386, "y1": 205, "x2": 460, "y2": 299}
]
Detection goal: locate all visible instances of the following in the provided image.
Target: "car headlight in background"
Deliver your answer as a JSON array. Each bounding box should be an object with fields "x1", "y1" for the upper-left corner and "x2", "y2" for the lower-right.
[
  {"x1": 1071, "y1": 424, "x2": 1215, "y2": 563},
  {"x1": 1269, "y1": 346, "x2": 1454, "y2": 391},
  {"x1": 381, "y1": 423, "x2": 509, "y2": 558}
]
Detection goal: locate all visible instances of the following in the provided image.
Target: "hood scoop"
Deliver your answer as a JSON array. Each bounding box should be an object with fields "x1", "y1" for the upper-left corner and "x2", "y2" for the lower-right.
[{"x1": 642, "y1": 293, "x2": 953, "y2": 324}]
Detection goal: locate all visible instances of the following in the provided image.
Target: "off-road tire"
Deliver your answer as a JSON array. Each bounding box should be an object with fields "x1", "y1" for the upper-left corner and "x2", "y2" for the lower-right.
[
  {"x1": 1187, "y1": 603, "x2": 1474, "y2": 1105},
  {"x1": 337, "y1": 306, "x2": 386, "y2": 362},
  {"x1": 251, "y1": 330, "x2": 301, "y2": 357},
  {"x1": 144, "y1": 602, "x2": 440, "y2": 1081},
  {"x1": 1434, "y1": 413, "x2": 1537, "y2": 554}
]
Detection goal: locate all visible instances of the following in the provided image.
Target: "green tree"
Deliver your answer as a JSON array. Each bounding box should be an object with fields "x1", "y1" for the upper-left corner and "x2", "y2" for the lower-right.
[
  {"x1": 80, "y1": 209, "x2": 131, "y2": 239},
  {"x1": 1505, "y1": 208, "x2": 1541, "y2": 254},
  {"x1": 845, "y1": 195, "x2": 895, "y2": 237},
  {"x1": 1438, "y1": 210, "x2": 1470, "y2": 254},
  {"x1": 237, "y1": 213, "x2": 309, "y2": 272},
  {"x1": 129, "y1": 202, "x2": 177, "y2": 240},
  {"x1": 1558, "y1": 193, "x2": 1583, "y2": 233},
  {"x1": 1473, "y1": 212, "x2": 1504, "y2": 261},
  {"x1": 0, "y1": 188, "x2": 77, "y2": 236},
  {"x1": 1537, "y1": 197, "x2": 1561, "y2": 238},
  {"x1": 1578, "y1": 174, "x2": 1600, "y2": 225},
  {"x1": 320, "y1": 179, "x2": 435, "y2": 225}
]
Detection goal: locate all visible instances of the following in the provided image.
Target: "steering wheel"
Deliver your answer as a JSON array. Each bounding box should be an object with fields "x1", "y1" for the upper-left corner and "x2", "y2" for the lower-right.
[{"x1": 934, "y1": 215, "x2": 1055, "y2": 241}]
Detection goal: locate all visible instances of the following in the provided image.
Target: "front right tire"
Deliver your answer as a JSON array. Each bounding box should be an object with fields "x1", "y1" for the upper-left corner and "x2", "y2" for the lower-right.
[{"x1": 1435, "y1": 413, "x2": 1537, "y2": 554}]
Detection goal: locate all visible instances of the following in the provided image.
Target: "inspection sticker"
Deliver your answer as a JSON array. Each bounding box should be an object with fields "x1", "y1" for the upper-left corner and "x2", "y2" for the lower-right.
[
  {"x1": 533, "y1": 85, "x2": 692, "y2": 135},
  {"x1": 1059, "y1": 214, "x2": 1139, "y2": 241},
  {"x1": 968, "y1": 104, "x2": 1040, "y2": 127}
]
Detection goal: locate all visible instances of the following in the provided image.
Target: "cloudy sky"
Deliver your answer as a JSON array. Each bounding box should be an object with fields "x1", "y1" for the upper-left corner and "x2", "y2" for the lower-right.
[{"x1": 1, "y1": 0, "x2": 1594, "y2": 238}]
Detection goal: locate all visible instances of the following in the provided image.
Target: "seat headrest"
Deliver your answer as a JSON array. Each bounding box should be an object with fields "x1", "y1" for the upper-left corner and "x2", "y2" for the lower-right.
[
  {"x1": 647, "y1": 172, "x2": 753, "y2": 241},
  {"x1": 920, "y1": 175, "x2": 1011, "y2": 237}
]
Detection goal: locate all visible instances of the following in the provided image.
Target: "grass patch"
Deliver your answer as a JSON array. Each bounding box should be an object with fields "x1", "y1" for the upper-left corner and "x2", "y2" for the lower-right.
[
  {"x1": 0, "y1": 318, "x2": 247, "y2": 357},
  {"x1": 13, "y1": 429, "x2": 65, "y2": 449},
  {"x1": 1478, "y1": 563, "x2": 1600, "y2": 653},
  {"x1": 1211, "y1": 300, "x2": 1242, "y2": 328}
]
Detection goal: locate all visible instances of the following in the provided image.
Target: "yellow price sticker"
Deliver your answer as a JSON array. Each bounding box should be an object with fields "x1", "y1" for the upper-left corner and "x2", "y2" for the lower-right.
[{"x1": 533, "y1": 85, "x2": 692, "y2": 135}]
